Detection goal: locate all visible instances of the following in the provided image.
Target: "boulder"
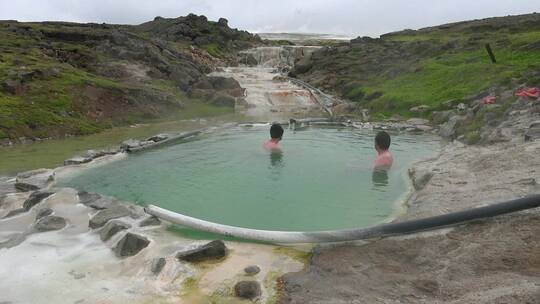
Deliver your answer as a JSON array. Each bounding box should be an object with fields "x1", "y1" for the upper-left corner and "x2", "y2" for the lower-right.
[
  {"x1": 113, "y1": 232, "x2": 150, "y2": 257},
  {"x1": 35, "y1": 207, "x2": 53, "y2": 220},
  {"x1": 244, "y1": 265, "x2": 261, "y2": 276},
  {"x1": 89, "y1": 205, "x2": 133, "y2": 229},
  {"x1": 211, "y1": 93, "x2": 236, "y2": 107},
  {"x1": 34, "y1": 215, "x2": 67, "y2": 232},
  {"x1": 217, "y1": 18, "x2": 228, "y2": 27},
  {"x1": 234, "y1": 281, "x2": 262, "y2": 300},
  {"x1": 78, "y1": 191, "x2": 119, "y2": 210},
  {"x1": 15, "y1": 169, "x2": 54, "y2": 192},
  {"x1": 100, "y1": 220, "x2": 131, "y2": 241},
  {"x1": 151, "y1": 257, "x2": 166, "y2": 275},
  {"x1": 139, "y1": 215, "x2": 161, "y2": 227},
  {"x1": 23, "y1": 191, "x2": 54, "y2": 211},
  {"x1": 176, "y1": 240, "x2": 227, "y2": 262},
  {"x1": 208, "y1": 76, "x2": 240, "y2": 91},
  {"x1": 431, "y1": 110, "x2": 454, "y2": 124},
  {"x1": 439, "y1": 115, "x2": 465, "y2": 139},
  {"x1": 1, "y1": 79, "x2": 22, "y2": 95}
]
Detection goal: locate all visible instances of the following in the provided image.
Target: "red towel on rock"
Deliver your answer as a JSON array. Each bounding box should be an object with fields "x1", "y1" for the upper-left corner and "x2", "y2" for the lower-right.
[
  {"x1": 481, "y1": 96, "x2": 496, "y2": 105},
  {"x1": 516, "y1": 87, "x2": 540, "y2": 98}
]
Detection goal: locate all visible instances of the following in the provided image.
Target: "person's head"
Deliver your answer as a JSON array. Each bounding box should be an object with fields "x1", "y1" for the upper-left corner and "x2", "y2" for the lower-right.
[
  {"x1": 375, "y1": 131, "x2": 391, "y2": 152},
  {"x1": 270, "y1": 123, "x2": 284, "y2": 141}
]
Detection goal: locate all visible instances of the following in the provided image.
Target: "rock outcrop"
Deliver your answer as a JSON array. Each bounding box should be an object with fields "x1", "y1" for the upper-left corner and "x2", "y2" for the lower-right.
[
  {"x1": 99, "y1": 220, "x2": 131, "y2": 241},
  {"x1": 89, "y1": 205, "x2": 134, "y2": 229},
  {"x1": 113, "y1": 232, "x2": 150, "y2": 257},
  {"x1": 176, "y1": 240, "x2": 227, "y2": 262}
]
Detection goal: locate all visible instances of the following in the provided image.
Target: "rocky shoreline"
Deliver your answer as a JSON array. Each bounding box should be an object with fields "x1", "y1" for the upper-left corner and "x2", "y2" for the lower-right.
[{"x1": 279, "y1": 139, "x2": 540, "y2": 303}]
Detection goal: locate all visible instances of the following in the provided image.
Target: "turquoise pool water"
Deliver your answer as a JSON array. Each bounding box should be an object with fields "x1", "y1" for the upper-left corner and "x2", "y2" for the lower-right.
[{"x1": 60, "y1": 125, "x2": 439, "y2": 231}]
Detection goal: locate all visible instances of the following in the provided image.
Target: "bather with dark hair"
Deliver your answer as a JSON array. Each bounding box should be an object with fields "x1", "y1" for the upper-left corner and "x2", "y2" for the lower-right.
[
  {"x1": 263, "y1": 123, "x2": 284, "y2": 151},
  {"x1": 374, "y1": 131, "x2": 393, "y2": 170}
]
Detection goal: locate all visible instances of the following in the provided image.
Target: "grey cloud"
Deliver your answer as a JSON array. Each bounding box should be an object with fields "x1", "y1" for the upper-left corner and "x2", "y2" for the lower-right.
[{"x1": 1, "y1": 0, "x2": 538, "y2": 37}]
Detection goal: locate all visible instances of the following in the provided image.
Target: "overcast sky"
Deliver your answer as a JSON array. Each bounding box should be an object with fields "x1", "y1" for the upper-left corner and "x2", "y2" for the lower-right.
[{"x1": 1, "y1": 0, "x2": 538, "y2": 37}]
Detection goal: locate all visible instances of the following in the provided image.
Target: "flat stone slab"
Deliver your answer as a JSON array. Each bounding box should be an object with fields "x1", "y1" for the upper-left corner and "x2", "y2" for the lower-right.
[
  {"x1": 113, "y1": 232, "x2": 150, "y2": 257},
  {"x1": 89, "y1": 205, "x2": 133, "y2": 229},
  {"x1": 15, "y1": 169, "x2": 54, "y2": 192},
  {"x1": 176, "y1": 240, "x2": 227, "y2": 262},
  {"x1": 34, "y1": 215, "x2": 67, "y2": 232},
  {"x1": 78, "y1": 191, "x2": 120, "y2": 210}
]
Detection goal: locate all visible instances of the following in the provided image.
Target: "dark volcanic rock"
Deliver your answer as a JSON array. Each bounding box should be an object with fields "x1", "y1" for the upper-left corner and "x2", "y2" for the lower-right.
[
  {"x1": 113, "y1": 232, "x2": 150, "y2": 257},
  {"x1": 34, "y1": 215, "x2": 67, "y2": 232},
  {"x1": 210, "y1": 93, "x2": 236, "y2": 107},
  {"x1": 151, "y1": 257, "x2": 166, "y2": 275},
  {"x1": 23, "y1": 191, "x2": 54, "y2": 211},
  {"x1": 89, "y1": 205, "x2": 133, "y2": 229},
  {"x1": 139, "y1": 215, "x2": 161, "y2": 227},
  {"x1": 100, "y1": 220, "x2": 131, "y2": 241},
  {"x1": 234, "y1": 281, "x2": 261, "y2": 300},
  {"x1": 176, "y1": 240, "x2": 227, "y2": 262},
  {"x1": 35, "y1": 207, "x2": 53, "y2": 220},
  {"x1": 244, "y1": 265, "x2": 261, "y2": 276}
]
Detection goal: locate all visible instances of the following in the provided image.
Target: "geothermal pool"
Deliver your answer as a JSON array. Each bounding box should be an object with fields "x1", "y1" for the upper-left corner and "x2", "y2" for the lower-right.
[{"x1": 60, "y1": 125, "x2": 439, "y2": 231}]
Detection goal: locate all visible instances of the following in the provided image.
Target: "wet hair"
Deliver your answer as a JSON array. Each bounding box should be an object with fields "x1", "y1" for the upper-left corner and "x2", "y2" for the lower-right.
[
  {"x1": 375, "y1": 131, "x2": 391, "y2": 150},
  {"x1": 270, "y1": 123, "x2": 284, "y2": 139}
]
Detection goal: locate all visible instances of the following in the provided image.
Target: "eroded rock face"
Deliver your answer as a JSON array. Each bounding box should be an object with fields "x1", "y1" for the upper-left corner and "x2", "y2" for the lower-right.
[
  {"x1": 34, "y1": 215, "x2": 67, "y2": 232},
  {"x1": 176, "y1": 240, "x2": 227, "y2": 262},
  {"x1": 113, "y1": 232, "x2": 150, "y2": 257},
  {"x1": 100, "y1": 220, "x2": 131, "y2": 241},
  {"x1": 234, "y1": 281, "x2": 261, "y2": 300}
]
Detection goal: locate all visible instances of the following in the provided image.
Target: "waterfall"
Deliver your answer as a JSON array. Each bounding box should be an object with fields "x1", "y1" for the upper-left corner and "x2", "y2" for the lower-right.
[{"x1": 239, "y1": 46, "x2": 321, "y2": 68}]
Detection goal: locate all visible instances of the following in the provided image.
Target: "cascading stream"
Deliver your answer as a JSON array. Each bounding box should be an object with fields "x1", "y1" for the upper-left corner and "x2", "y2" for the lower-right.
[{"x1": 211, "y1": 46, "x2": 324, "y2": 120}]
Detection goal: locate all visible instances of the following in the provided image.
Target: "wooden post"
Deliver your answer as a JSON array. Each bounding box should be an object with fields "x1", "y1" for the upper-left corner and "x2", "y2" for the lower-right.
[{"x1": 485, "y1": 43, "x2": 497, "y2": 63}]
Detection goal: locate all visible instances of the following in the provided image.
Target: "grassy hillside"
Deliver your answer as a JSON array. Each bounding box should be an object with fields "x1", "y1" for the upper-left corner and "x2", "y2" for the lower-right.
[
  {"x1": 290, "y1": 13, "x2": 540, "y2": 119},
  {"x1": 0, "y1": 14, "x2": 260, "y2": 143}
]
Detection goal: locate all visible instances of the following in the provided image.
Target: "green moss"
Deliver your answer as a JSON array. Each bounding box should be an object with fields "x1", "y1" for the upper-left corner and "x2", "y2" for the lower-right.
[{"x1": 204, "y1": 43, "x2": 225, "y2": 58}]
